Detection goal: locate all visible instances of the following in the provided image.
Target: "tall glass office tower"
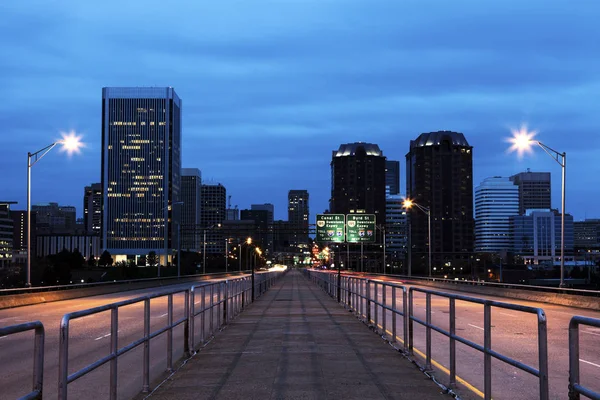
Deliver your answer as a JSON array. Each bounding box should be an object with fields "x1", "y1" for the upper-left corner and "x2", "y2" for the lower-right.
[{"x1": 101, "y1": 87, "x2": 182, "y2": 265}]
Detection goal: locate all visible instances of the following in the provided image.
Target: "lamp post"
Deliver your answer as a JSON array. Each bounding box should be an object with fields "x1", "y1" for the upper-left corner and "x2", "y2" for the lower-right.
[
  {"x1": 166, "y1": 202, "x2": 184, "y2": 278},
  {"x1": 26, "y1": 132, "x2": 83, "y2": 287},
  {"x1": 239, "y1": 237, "x2": 251, "y2": 271},
  {"x1": 508, "y1": 127, "x2": 567, "y2": 287},
  {"x1": 403, "y1": 199, "x2": 432, "y2": 278},
  {"x1": 252, "y1": 247, "x2": 261, "y2": 301}
]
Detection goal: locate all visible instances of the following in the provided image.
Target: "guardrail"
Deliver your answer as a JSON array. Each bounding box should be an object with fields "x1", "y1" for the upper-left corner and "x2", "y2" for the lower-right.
[
  {"x1": 569, "y1": 316, "x2": 600, "y2": 400},
  {"x1": 0, "y1": 321, "x2": 44, "y2": 400},
  {"x1": 409, "y1": 287, "x2": 549, "y2": 400}
]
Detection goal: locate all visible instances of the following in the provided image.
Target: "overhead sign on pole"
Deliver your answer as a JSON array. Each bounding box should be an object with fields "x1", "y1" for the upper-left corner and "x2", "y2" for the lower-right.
[
  {"x1": 346, "y1": 214, "x2": 376, "y2": 243},
  {"x1": 316, "y1": 214, "x2": 345, "y2": 243}
]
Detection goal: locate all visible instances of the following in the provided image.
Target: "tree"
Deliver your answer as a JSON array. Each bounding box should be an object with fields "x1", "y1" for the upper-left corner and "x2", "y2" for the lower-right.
[
  {"x1": 127, "y1": 259, "x2": 136, "y2": 268},
  {"x1": 48, "y1": 249, "x2": 72, "y2": 284},
  {"x1": 137, "y1": 255, "x2": 147, "y2": 267},
  {"x1": 87, "y1": 255, "x2": 96, "y2": 267},
  {"x1": 98, "y1": 250, "x2": 113, "y2": 267},
  {"x1": 147, "y1": 251, "x2": 158, "y2": 267},
  {"x1": 71, "y1": 248, "x2": 85, "y2": 269}
]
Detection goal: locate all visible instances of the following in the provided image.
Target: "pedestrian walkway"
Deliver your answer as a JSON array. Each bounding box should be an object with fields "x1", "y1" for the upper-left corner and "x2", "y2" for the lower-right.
[{"x1": 142, "y1": 269, "x2": 447, "y2": 400}]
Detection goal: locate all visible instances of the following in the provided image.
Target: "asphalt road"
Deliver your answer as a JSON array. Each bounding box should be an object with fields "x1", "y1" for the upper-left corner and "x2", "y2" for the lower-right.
[
  {"x1": 360, "y1": 276, "x2": 600, "y2": 400},
  {"x1": 0, "y1": 277, "x2": 239, "y2": 400}
]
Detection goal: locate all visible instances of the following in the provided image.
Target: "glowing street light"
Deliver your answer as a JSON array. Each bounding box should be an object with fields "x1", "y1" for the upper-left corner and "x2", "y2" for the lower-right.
[
  {"x1": 27, "y1": 131, "x2": 84, "y2": 287},
  {"x1": 403, "y1": 198, "x2": 432, "y2": 278},
  {"x1": 507, "y1": 125, "x2": 567, "y2": 287}
]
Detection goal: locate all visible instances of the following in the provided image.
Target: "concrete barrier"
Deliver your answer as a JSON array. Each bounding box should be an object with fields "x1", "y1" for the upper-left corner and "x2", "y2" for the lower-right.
[
  {"x1": 404, "y1": 279, "x2": 600, "y2": 310},
  {"x1": 0, "y1": 274, "x2": 242, "y2": 310}
]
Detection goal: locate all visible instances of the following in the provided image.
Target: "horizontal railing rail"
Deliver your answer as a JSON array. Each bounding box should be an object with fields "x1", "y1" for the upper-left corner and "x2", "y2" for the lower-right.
[
  {"x1": 569, "y1": 316, "x2": 600, "y2": 400},
  {"x1": 0, "y1": 321, "x2": 44, "y2": 400}
]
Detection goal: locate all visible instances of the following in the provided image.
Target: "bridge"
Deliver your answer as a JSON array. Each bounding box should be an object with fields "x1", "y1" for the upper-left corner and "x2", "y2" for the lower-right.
[{"x1": 1, "y1": 269, "x2": 599, "y2": 399}]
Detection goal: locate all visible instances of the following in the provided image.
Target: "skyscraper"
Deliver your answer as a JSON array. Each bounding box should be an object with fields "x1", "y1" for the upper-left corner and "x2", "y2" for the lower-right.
[
  {"x1": 406, "y1": 131, "x2": 474, "y2": 274},
  {"x1": 288, "y1": 190, "x2": 309, "y2": 245},
  {"x1": 385, "y1": 160, "x2": 400, "y2": 195},
  {"x1": 330, "y1": 143, "x2": 386, "y2": 218},
  {"x1": 509, "y1": 170, "x2": 551, "y2": 215},
  {"x1": 101, "y1": 87, "x2": 182, "y2": 265},
  {"x1": 83, "y1": 183, "x2": 102, "y2": 235},
  {"x1": 251, "y1": 204, "x2": 274, "y2": 255},
  {"x1": 474, "y1": 177, "x2": 519, "y2": 253},
  {"x1": 0, "y1": 202, "x2": 16, "y2": 269},
  {"x1": 385, "y1": 189, "x2": 407, "y2": 269},
  {"x1": 200, "y1": 183, "x2": 226, "y2": 254},
  {"x1": 181, "y1": 168, "x2": 202, "y2": 251}
]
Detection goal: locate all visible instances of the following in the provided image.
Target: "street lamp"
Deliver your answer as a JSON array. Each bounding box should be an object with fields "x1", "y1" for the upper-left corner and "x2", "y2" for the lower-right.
[
  {"x1": 165, "y1": 201, "x2": 184, "y2": 278},
  {"x1": 238, "y1": 237, "x2": 252, "y2": 272},
  {"x1": 202, "y1": 224, "x2": 221, "y2": 275},
  {"x1": 27, "y1": 131, "x2": 84, "y2": 287},
  {"x1": 508, "y1": 126, "x2": 567, "y2": 287},
  {"x1": 403, "y1": 198, "x2": 432, "y2": 278},
  {"x1": 252, "y1": 247, "x2": 262, "y2": 301}
]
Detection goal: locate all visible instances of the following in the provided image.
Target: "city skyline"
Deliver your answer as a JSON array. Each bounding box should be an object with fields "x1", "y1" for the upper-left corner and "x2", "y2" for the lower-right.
[{"x1": 1, "y1": 1, "x2": 599, "y2": 221}]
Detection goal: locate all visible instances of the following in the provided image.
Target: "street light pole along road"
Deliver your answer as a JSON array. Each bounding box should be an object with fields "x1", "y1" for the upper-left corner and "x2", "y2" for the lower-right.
[
  {"x1": 403, "y1": 199, "x2": 432, "y2": 278},
  {"x1": 508, "y1": 127, "x2": 567, "y2": 287},
  {"x1": 26, "y1": 132, "x2": 84, "y2": 287}
]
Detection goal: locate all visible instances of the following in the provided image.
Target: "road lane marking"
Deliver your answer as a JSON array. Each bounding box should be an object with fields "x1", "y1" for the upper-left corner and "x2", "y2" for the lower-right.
[
  {"x1": 94, "y1": 333, "x2": 111, "y2": 341},
  {"x1": 159, "y1": 313, "x2": 168, "y2": 318},
  {"x1": 377, "y1": 324, "x2": 485, "y2": 399},
  {"x1": 499, "y1": 312, "x2": 517, "y2": 317},
  {"x1": 468, "y1": 324, "x2": 484, "y2": 331},
  {"x1": 580, "y1": 359, "x2": 600, "y2": 368},
  {"x1": 0, "y1": 336, "x2": 6, "y2": 339},
  {"x1": 582, "y1": 330, "x2": 600, "y2": 337}
]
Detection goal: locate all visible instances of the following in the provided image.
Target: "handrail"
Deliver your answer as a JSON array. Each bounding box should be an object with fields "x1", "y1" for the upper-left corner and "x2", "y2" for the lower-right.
[
  {"x1": 569, "y1": 316, "x2": 600, "y2": 400},
  {"x1": 0, "y1": 321, "x2": 44, "y2": 400},
  {"x1": 409, "y1": 287, "x2": 549, "y2": 400}
]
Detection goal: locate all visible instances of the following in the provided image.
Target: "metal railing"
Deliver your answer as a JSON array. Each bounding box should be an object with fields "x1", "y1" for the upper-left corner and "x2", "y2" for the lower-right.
[
  {"x1": 0, "y1": 321, "x2": 44, "y2": 400},
  {"x1": 409, "y1": 287, "x2": 549, "y2": 400},
  {"x1": 569, "y1": 316, "x2": 600, "y2": 400}
]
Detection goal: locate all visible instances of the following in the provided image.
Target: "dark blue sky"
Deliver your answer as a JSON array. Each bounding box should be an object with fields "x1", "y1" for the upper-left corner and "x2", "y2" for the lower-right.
[{"x1": 1, "y1": 0, "x2": 598, "y2": 221}]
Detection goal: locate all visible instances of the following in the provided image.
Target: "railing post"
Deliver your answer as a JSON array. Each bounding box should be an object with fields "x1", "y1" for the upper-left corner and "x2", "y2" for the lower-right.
[
  {"x1": 382, "y1": 283, "x2": 387, "y2": 337},
  {"x1": 110, "y1": 307, "x2": 118, "y2": 400},
  {"x1": 449, "y1": 298, "x2": 456, "y2": 388},
  {"x1": 484, "y1": 303, "x2": 491, "y2": 399},
  {"x1": 58, "y1": 316, "x2": 69, "y2": 400},
  {"x1": 33, "y1": 323, "x2": 44, "y2": 398},
  {"x1": 403, "y1": 288, "x2": 408, "y2": 353},
  {"x1": 374, "y1": 283, "x2": 379, "y2": 330},
  {"x1": 210, "y1": 285, "x2": 214, "y2": 336},
  {"x1": 366, "y1": 280, "x2": 371, "y2": 324},
  {"x1": 392, "y1": 286, "x2": 396, "y2": 343},
  {"x1": 201, "y1": 286, "x2": 206, "y2": 345},
  {"x1": 241, "y1": 278, "x2": 245, "y2": 309},
  {"x1": 426, "y1": 293, "x2": 432, "y2": 371},
  {"x1": 568, "y1": 318, "x2": 580, "y2": 400},
  {"x1": 190, "y1": 287, "x2": 196, "y2": 352},
  {"x1": 538, "y1": 310, "x2": 549, "y2": 400},
  {"x1": 184, "y1": 290, "x2": 190, "y2": 357},
  {"x1": 167, "y1": 294, "x2": 173, "y2": 373},
  {"x1": 224, "y1": 280, "x2": 229, "y2": 324},
  {"x1": 408, "y1": 289, "x2": 414, "y2": 355},
  {"x1": 143, "y1": 299, "x2": 150, "y2": 392}
]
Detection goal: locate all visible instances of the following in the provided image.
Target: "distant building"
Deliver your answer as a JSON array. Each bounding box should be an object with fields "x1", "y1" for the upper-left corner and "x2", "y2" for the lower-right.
[
  {"x1": 181, "y1": 168, "x2": 202, "y2": 251},
  {"x1": 574, "y1": 219, "x2": 600, "y2": 251},
  {"x1": 200, "y1": 183, "x2": 226, "y2": 254},
  {"x1": 226, "y1": 207, "x2": 239, "y2": 221},
  {"x1": 330, "y1": 143, "x2": 386, "y2": 219},
  {"x1": 33, "y1": 202, "x2": 77, "y2": 234},
  {"x1": 509, "y1": 170, "x2": 551, "y2": 215},
  {"x1": 510, "y1": 209, "x2": 574, "y2": 265},
  {"x1": 36, "y1": 234, "x2": 101, "y2": 260},
  {"x1": 474, "y1": 177, "x2": 519, "y2": 253},
  {"x1": 241, "y1": 209, "x2": 270, "y2": 254},
  {"x1": 288, "y1": 190, "x2": 310, "y2": 245},
  {"x1": 0, "y1": 202, "x2": 16, "y2": 268},
  {"x1": 385, "y1": 189, "x2": 406, "y2": 269},
  {"x1": 385, "y1": 160, "x2": 400, "y2": 195},
  {"x1": 101, "y1": 87, "x2": 182, "y2": 265},
  {"x1": 11, "y1": 210, "x2": 36, "y2": 266},
  {"x1": 83, "y1": 183, "x2": 102, "y2": 235},
  {"x1": 406, "y1": 131, "x2": 474, "y2": 274},
  {"x1": 251, "y1": 204, "x2": 274, "y2": 255}
]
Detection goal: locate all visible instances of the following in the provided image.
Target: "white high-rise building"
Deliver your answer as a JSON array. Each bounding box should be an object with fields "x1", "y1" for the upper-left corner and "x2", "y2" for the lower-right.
[
  {"x1": 385, "y1": 188, "x2": 407, "y2": 269},
  {"x1": 474, "y1": 176, "x2": 519, "y2": 253}
]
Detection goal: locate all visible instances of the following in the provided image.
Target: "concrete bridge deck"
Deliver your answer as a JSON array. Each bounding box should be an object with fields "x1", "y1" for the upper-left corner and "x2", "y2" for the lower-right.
[{"x1": 141, "y1": 269, "x2": 447, "y2": 400}]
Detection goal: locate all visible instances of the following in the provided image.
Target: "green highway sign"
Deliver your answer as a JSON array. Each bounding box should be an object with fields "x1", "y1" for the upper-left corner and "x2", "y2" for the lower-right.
[
  {"x1": 346, "y1": 214, "x2": 376, "y2": 243},
  {"x1": 316, "y1": 214, "x2": 345, "y2": 243}
]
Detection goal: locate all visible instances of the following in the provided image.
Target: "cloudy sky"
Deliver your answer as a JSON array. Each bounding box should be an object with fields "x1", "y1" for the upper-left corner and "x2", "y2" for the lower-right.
[{"x1": 1, "y1": 0, "x2": 598, "y2": 221}]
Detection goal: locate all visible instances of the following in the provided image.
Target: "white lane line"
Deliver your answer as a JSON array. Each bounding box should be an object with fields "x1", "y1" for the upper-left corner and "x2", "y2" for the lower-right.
[
  {"x1": 499, "y1": 312, "x2": 517, "y2": 317},
  {"x1": 0, "y1": 336, "x2": 7, "y2": 339},
  {"x1": 159, "y1": 313, "x2": 168, "y2": 318},
  {"x1": 421, "y1": 308, "x2": 435, "y2": 314},
  {"x1": 582, "y1": 330, "x2": 600, "y2": 337},
  {"x1": 94, "y1": 333, "x2": 111, "y2": 341},
  {"x1": 468, "y1": 324, "x2": 484, "y2": 331},
  {"x1": 580, "y1": 359, "x2": 600, "y2": 369}
]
